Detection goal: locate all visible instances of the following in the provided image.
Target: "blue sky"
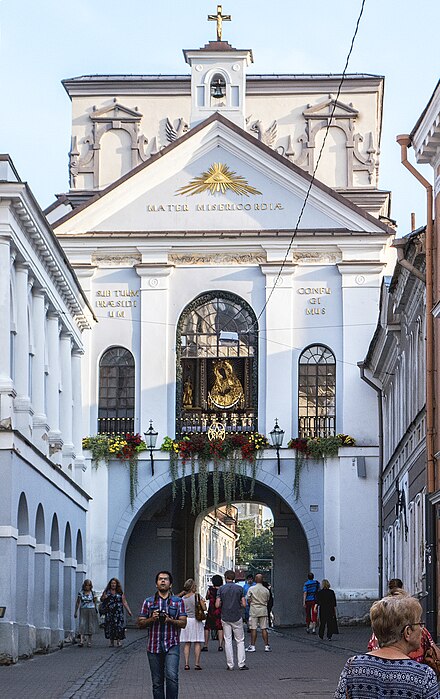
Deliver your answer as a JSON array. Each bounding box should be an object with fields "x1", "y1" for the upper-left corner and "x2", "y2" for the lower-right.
[{"x1": 0, "y1": 0, "x2": 438, "y2": 233}]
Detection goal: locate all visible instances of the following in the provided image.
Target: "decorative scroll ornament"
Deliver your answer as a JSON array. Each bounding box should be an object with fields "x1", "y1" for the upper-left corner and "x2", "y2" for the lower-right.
[
  {"x1": 176, "y1": 162, "x2": 262, "y2": 197},
  {"x1": 165, "y1": 117, "x2": 189, "y2": 143},
  {"x1": 208, "y1": 418, "x2": 226, "y2": 443},
  {"x1": 249, "y1": 119, "x2": 278, "y2": 148}
]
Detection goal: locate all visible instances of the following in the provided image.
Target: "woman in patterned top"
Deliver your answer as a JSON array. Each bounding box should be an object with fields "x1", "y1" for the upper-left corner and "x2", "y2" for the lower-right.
[
  {"x1": 334, "y1": 595, "x2": 439, "y2": 699},
  {"x1": 74, "y1": 579, "x2": 99, "y2": 647}
]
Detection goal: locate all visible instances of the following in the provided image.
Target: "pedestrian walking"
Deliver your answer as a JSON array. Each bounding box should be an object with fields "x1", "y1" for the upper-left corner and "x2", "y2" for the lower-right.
[
  {"x1": 100, "y1": 577, "x2": 132, "y2": 647},
  {"x1": 303, "y1": 572, "x2": 320, "y2": 634},
  {"x1": 242, "y1": 573, "x2": 255, "y2": 630},
  {"x1": 334, "y1": 595, "x2": 439, "y2": 699},
  {"x1": 202, "y1": 574, "x2": 224, "y2": 652},
  {"x1": 74, "y1": 579, "x2": 99, "y2": 647},
  {"x1": 216, "y1": 569, "x2": 248, "y2": 671},
  {"x1": 368, "y1": 587, "x2": 440, "y2": 676},
  {"x1": 245, "y1": 573, "x2": 271, "y2": 652},
  {"x1": 315, "y1": 579, "x2": 337, "y2": 641},
  {"x1": 138, "y1": 571, "x2": 187, "y2": 699},
  {"x1": 178, "y1": 578, "x2": 206, "y2": 670},
  {"x1": 262, "y1": 580, "x2": 274, "y2": 627}
]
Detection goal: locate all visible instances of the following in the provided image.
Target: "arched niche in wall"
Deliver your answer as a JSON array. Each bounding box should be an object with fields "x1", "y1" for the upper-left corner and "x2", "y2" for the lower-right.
[
  {"x1": 99, "y1": 129, "x2": 132, "y2": 188},
  {"x1": 35, "y1": 504, "x2": 45, "y2": 544},
  {"x1": 17, "y1": 492, "x2": 29, "y2": 535}
]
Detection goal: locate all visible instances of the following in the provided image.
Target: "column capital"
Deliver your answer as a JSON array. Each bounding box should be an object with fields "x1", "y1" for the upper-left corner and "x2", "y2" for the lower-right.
[{"x1": 32, "y1": 286, "x2": 47, "y2": 300}]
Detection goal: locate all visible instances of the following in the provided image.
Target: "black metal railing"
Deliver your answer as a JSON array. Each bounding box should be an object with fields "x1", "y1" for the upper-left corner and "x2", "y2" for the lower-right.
[
  {"x1": 178, "y1": 410, "x2": 257, "y2": 436},
  {"x1": 298, "y1": 415, "x2": 335, "y2": 438},
  {"x1": 97, "y1": 416, "x2": 134, "y2": 435}
]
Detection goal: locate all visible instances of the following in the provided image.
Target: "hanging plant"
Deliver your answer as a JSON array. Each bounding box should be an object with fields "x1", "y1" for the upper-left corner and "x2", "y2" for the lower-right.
[
  {"x1": 161, "y1": 431, "x2": 268, "y2": 513},
  {"x1": 82, "y1": 433, "x2": 146, "y2": 508},
  {"x1": 287, "y1": 434, "x2": 356, "y2": 499}
]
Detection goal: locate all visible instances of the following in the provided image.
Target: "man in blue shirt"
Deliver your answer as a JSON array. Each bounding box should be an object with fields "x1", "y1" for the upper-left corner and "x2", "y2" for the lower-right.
[{"x1": 303, "y1": 572, "x2": 320, "y2": 634}]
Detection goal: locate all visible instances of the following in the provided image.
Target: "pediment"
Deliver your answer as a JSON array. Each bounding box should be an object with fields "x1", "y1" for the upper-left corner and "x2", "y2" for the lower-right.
[
  {"x1": 54, "y1": 113, "x2": 391, "y2": 237},
  {"x1": 90, "y1": 101, "x2": 142, "y2": 122},
  {"x1": 303, "y1": 96, "x2": 359, "y2": 120}
]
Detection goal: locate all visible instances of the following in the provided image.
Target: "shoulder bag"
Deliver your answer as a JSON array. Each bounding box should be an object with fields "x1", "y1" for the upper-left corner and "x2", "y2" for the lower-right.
[
  {"x1": 423, "y1": 642, "x2": 440, "y2": 678},
  {"x1": 195, "y1": 593, "x2": 207, "y2": 622}
]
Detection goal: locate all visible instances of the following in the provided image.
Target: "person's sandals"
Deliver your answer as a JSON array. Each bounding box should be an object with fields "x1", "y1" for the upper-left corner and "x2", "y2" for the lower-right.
[
  {"x1": 184, "y1": 665, "x2": 190, "y2": 670},
  {"x1": 201, "y1": 646, "x2": 208, "y2": 652},
  {"x1": 218, "y1": 646, "x2": 224, "y2": 651},
  {"x1": 194, "y1": 665, "x2": 202, "y2": 670}
]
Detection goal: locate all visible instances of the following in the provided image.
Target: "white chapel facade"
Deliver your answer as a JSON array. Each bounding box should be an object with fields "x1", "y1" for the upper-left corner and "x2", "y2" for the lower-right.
[{"x1": 48, "y1": 13, "x2": 396, "y2": 623}]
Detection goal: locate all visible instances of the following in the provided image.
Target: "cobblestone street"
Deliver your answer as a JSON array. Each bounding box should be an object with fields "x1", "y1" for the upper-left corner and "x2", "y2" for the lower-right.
[{"x1": 1, "y1": 625, "x2": 371, "y2": 698}]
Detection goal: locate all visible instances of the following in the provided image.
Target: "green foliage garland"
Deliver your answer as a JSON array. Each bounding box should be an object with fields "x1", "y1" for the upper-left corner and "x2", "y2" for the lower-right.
[
  {"x1": 287, "y1": 434, "x2": 356, "y2": 500},
  {"x1": 82, "y1": 433, "x2": 146, "y2": 508},
  {"x1": 161, "y1": 432, "x2": 268, "y2": 513}
]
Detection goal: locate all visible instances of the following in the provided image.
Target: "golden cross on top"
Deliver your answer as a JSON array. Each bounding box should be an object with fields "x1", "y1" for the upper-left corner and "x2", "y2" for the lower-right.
[{"x1": 208, "y1": 4, "x2": 231, "y2": 42}]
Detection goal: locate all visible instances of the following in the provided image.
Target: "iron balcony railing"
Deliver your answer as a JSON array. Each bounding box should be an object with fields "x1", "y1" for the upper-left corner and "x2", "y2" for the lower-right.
[
  {"x1": 97, "y1": 416, "x2": 134, "y2": 435},
  {"x1": 298, "y1": 415, "x2": 335, "y2": 438}
]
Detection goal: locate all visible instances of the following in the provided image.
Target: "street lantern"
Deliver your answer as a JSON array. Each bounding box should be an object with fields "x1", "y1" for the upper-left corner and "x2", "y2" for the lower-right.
[
  {"x1": 144, "y1": 420, "x2": 158, "y2": 476},
  {"x1": 270, "y1": 419, "x2": 284, "y2": 475}
]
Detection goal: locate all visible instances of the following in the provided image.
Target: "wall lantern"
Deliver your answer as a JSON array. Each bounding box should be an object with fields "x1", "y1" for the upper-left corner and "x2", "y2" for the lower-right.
[
  {"x1": 144, "y1": 420, "x2": 158, "y2": 476},
  {"x1": 270, "y1": 418, "x2": 284, "y2": 475}
]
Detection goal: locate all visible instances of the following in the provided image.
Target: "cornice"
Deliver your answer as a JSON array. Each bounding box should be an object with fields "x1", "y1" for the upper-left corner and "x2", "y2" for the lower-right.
[
  {"x1": 411, "y1": 81, "x2": 440, "y2": 165},
  {"x1": 3, "y1": 187, "x2": 94, "y2": 330}
]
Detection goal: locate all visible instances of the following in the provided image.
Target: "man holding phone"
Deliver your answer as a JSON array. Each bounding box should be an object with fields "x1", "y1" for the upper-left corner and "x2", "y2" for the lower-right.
[{"x1": 138, "y1": 571, "x2": 187, "y2": 699}]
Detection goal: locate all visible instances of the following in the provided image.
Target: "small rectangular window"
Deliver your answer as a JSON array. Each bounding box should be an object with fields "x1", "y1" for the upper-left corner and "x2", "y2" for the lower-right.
[{"x1": 231, "y1": 86, "x2": 239, "y2": 107}]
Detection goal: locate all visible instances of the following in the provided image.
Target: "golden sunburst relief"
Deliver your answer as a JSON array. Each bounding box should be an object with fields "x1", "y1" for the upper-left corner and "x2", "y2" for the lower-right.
[{"x1": 176, "y1": 162, "x2": 262, "y2": 197}]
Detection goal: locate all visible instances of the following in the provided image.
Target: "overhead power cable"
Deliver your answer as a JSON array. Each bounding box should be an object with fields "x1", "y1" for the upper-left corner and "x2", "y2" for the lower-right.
[{"x1": 248, "y1": 0, "x2": 367, "y2": 330}]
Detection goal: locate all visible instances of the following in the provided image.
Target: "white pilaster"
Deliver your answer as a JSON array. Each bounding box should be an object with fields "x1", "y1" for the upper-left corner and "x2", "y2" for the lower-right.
[
  {"x1": 13, "y1": 262, "x2": 33, "y2": 435},
  {"x1": 31, "y1": 287, "x2": 49, "y2": 449},
  {"x1": 260, "y1": 263, "x2": 296, "y2": 436},
  {"x1": 46, "y1": 311, "x2": 63, "y2": 462},
  {"x1": 59, "y1": 331, "x2": 74, "y2": 468},
  {"x1": 72, "y1": 348, "x2": 86, "y2": 483},
  {"x1": 336, "y1": 262, "x2": 384, "y2": 439},
  {"x1": 135, "y1": 264, "x2": 173, "y2": 436},
  {"x1": 0, "y1": 236, "x2": 15, "y2": 424}
]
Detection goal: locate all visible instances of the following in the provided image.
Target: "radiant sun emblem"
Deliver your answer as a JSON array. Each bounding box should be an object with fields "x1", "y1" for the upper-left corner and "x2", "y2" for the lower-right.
[{"x1": 176, "y1": 162, "x2": 262, "y2": 197}]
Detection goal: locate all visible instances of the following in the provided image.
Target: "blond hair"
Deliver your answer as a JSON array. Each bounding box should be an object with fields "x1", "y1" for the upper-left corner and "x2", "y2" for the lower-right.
[
  {"x1": 321, "y1": 579, "x2": 330, "y2": 589},
  {"x1": 183, "y1": 578, "x2": 196, "y2": 593},
  {"x1": 370, "y1": 595, "x2": 422, "y2": 647}
]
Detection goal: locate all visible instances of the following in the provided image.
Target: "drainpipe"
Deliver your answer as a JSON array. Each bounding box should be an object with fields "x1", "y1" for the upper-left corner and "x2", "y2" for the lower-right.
[
  {"x1": 396, "y1": 134, "x2": 435, "y2": 635},
  {"x1": 359, "y1": 363, "x2": 384, "y2": 598}
]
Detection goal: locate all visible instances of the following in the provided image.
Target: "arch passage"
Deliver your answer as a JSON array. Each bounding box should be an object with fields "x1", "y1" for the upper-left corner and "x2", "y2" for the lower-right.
[{"x1": 176, "y1": 292, "x2": 258, "y2": 435}]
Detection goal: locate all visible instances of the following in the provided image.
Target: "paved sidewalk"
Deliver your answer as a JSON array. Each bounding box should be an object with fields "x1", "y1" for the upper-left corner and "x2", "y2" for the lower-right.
[{"x1": 0, "y1": 625, "x2": 372, "y2": 699}]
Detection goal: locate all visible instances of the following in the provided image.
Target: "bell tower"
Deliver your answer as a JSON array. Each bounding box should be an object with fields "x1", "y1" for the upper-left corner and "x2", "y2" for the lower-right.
[{"x1": 183, "y1": 5, "x2": 253, "y2": 128}]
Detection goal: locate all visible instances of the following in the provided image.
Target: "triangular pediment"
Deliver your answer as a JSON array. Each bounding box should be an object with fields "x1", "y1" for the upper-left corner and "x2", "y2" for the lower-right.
[
  {"x1": 303, "y1": 96, "x2": 359, "y2": 119},
  {"x1": 90, "y1": 101, "x2": 142, "y2": 121},
  {"x1": 53, "y1": 113, "x2": 391, "y2": 237}
]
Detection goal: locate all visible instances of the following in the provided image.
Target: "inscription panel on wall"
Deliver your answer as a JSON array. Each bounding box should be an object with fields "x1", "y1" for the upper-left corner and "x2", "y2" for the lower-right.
[{"x1": 94, "y1": 287, "x2": 140, "y2": 319}]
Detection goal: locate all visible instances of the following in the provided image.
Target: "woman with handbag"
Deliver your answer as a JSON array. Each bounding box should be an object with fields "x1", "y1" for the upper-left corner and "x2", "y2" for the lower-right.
[
  {"x1": 202, "y1": 574, "x2": 224, "y2": 652},
  {"x1": 74, "y1": 579, "x2": 99, "y2": 647},
  {"x1": 179, "y1": 578, "x2": 206, "y2": 670},
  {"x1": 100, "y1": 577, "x2": 132, "y2": 648}
]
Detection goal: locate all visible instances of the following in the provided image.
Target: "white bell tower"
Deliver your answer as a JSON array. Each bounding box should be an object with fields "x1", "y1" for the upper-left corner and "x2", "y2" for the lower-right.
[{"x1": 183, "y1": 5, "x2": 253, "y2": 128}]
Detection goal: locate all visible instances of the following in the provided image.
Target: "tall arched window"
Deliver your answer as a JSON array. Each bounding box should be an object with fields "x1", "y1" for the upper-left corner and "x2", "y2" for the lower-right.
[
  {"x1": 98, "y1": 347, "x2": 135, "y2": 434},
  {"x1": 298, "y1": 345, "x2": 336, "y2": 437},
  {"x1": 177, "y1": 292, "x2": 258, "y2": 435}
]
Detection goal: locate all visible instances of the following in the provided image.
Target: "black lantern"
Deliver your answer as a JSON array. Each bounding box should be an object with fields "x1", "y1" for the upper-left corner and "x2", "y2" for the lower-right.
[
  {"x1": 270, "y1": 419, "x2": 284, "y2": 475},
  {"x1": 144, "y1": 420, "x2": 158, "y2": 476}
]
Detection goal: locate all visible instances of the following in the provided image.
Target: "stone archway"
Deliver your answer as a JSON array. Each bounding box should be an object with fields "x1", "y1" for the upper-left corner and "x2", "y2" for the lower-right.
[{"x1": 117, "y1": 468, "x2": 321, "y2": 625}]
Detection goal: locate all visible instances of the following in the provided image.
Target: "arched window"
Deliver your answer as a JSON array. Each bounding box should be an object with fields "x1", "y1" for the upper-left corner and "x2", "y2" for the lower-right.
[
  {"x1": 298, "y1": 345, "x2": 336, "y2": 437},
  {"x1": 177, "y1": 292, "x2": 258, "y2": 435},
  {"x1": 98, "y1": 347, "x2": 135, "y2": 434}
]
